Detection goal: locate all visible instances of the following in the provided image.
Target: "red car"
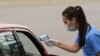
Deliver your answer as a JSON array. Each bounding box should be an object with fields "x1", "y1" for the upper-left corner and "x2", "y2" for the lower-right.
[{"x1": 0, "y1": 24, "x2": 57, "y2": 56}]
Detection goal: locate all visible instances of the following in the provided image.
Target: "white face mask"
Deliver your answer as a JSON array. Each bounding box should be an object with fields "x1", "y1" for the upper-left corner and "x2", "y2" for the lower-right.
[{"x1": 65, "y1": 24, "x2": 77, "y2": 31}]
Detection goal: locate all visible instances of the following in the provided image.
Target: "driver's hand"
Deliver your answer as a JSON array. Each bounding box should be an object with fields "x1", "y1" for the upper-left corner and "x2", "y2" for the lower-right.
[{"x1": 45, "y1": 39, "x2": 59, "y2": 47}]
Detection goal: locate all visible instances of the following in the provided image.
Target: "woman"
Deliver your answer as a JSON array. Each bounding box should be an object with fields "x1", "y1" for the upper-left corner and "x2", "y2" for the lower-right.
[{"x1": 45, "y1": 6, "x2": 100, "y2": 56}]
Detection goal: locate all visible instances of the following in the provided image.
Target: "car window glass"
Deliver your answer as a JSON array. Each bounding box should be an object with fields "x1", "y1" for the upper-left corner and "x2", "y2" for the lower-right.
[
  {"x1": 16, "y1": 31, "x2": 41, "y2": 56},
  {"x1": 0, "y1": 31, "x2": 21, "y2": 56}
]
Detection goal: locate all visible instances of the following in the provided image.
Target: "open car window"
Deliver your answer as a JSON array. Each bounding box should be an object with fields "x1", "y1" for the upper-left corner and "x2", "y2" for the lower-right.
[{"x1": 16, "y1": 31, "x2": 42, "y2": 56}]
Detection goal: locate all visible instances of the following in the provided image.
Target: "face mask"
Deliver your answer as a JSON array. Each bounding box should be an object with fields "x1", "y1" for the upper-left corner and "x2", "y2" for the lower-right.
[{"x1": 65, "y1": 24, "x2": 77, "y2": 31}]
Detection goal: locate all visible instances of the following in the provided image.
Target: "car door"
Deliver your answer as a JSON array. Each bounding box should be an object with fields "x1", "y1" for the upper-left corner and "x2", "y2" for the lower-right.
[
  {"x1": 0, "y1": 28, "x2": 25, "y2": 56},
  {"x1": 13, "y1": 28, "x2": 48, "y2": 56}
]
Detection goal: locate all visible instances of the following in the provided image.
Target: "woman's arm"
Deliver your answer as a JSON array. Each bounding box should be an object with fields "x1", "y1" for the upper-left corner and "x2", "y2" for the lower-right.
[
  {"x1": 57, "y1": 42, "x2": 81, "y2": 53},
  {"x1": 97, "y1": 52, "x2": 100, "y2": 56},
  {"x1": 45, "y1": 39, "x2": 81, "y2": 53}
]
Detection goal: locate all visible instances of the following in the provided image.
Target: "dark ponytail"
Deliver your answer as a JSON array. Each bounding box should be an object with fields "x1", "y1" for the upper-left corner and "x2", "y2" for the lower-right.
[
  {"x1": 75, "y1": 6, "x2": 88, "y2": 48},
  {"x1": 62, "y1": 6, "x2": 89, "y2": 48}
]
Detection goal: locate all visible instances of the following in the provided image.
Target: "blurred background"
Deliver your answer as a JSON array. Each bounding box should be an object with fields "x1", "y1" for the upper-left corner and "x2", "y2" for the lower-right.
[{"x1": 0, "y1": 0, "x2": 100, "y2": 56}]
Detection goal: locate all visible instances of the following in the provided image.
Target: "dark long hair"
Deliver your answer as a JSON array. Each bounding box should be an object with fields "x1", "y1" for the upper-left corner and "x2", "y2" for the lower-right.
[{"x1": 62, "y1": 6, "x2": 88, "y2": 48}]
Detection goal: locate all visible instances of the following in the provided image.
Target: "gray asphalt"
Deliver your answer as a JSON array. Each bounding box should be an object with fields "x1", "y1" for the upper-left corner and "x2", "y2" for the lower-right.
[{"x1": 0, "y1": 3, "x2": 100, "y2": 56}]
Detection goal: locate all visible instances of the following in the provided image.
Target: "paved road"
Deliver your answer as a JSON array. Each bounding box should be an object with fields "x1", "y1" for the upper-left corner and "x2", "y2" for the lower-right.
[{"x1": 0, "y1": 2, "x2": 100, "y2": 56}]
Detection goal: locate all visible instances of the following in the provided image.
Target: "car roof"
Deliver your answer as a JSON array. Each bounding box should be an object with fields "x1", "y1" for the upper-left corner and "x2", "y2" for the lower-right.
[{"x1": 0, "y1": 24, "x2": 29, "y2": 29}]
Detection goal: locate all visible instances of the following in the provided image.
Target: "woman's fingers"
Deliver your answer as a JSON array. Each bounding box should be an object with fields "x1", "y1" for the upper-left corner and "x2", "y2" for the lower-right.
[{"x1": 45, "y1": 39, "x2": 59, "y2": 47}]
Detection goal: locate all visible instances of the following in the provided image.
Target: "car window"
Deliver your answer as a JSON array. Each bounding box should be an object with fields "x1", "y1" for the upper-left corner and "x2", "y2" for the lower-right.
[
  {"x1": 16, "y1": 31, "x2": 41, "y2": 56},
  {"x1": 0, "y1": 31, "x2": 21, "y2": 56}
]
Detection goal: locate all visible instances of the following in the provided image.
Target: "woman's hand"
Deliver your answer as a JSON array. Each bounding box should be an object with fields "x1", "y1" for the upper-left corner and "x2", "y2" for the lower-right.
[{"x1": 45, "y1": 39, "x2": 59, "y2": 47}]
